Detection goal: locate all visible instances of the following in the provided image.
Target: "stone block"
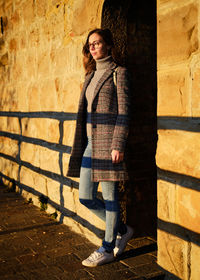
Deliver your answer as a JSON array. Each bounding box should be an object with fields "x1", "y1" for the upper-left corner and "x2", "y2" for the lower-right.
[
  {"x1": 158, "y1": 2, "x2": 198, "y2": 65},
  {"x1": 12, "y1": 53, "x2": 28, "y2": 81},
  {"x1": 46, "y1": 178, "x2": 61, "y2": 205},
  {"x1": 157, "y1": 230, "x2": 188, "y2": 279},
  {"x1": 26, "y1": 50, "x2": 37, "y2": 80},
  {"x1": 20, "y1": 1, "x2": 35, "y2": 26},
  {"x1": 156, "y1": 130, "x2": 200, "y2": 180},
  {"x1": 39, "y1": 79, "x2": 58, "y2": 111},
  {"x1": 177, "y1": 187, "x2": 200, "y2": 233},
  {"x1": 16, "y1": 82, "x2": 28, "y2": 111},
  {"x1": 20, "y1": 166, "x2": 47, "y2": 196},
  {"x1": 63, "y1": 120, "x2": 76, "y2": 146},
  {"x1": 20, "y1": 142, "x2": 40, "y2": 167},
  {"x1": 191, "y1": 62, "x2": 200, "y2": 117},
  {"x1": 0, "y1": 117, "x2": 21, "y2": 134},
  {"x1": 157, "y1": 179, "x2": 176, "y2": 222},
  {"x1": 72, "y1": 0, "x2": 104, "y2": 35},
  {"x1": 46, "y1": 5, "x2": 64, "y2": 41},
  {"x1": 9, "y1": 38, "x2": 17, "y2": 52},
  {"x1": 157, "y1": 67, "x2": 189, "y2": 116},
  {"x1": 20, "y1": 142, "x2": 60, "y2": 175},
  {"x1": 62, "y1": 153, "x2": 71, "y2": 177},
  {"x1": 51, "y1": 47, "x2": 70, "y2": 77},
  {"x1": 0, "y1": 137, "x2": 18, "y2": 158},
  {"x1": 62, "y1": 75, "x2": 82, "y2": 113},
  {"x1": 0, "y1": 157, "x2": 19, "y2": 181},
  {"x1": 0, "y1": 85, "x2": 18, "y2": 111},
  {"x1": 35, "y1": 0, "x2": 47, "y2": 17},
  {"x1": 191, "y1": 243, "x2": 200, "y2": 280},
  {"x1": 21, "y1": 118, "x2": 60, "y2": 144},
  {"x1": 18, "y1": 30, "x2": 28, "y2": 50},
  {"x1": 37, "y1": 49, "x2": 51, "y2": 79},
  {"x1": 62, "y1": 186, "x2": 77, "y2": 213},
  {"x1": 27, "y1": 83, "x2": 40, "y2": 111},
  {"x1": 10, "y1": 10, "x2": 22, "y2": 31}
]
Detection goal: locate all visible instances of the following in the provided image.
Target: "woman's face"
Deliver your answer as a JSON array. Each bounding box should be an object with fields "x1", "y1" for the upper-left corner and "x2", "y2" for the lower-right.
[{"x1": 88, "y1": 33, "x2": 110, "y2": 60}]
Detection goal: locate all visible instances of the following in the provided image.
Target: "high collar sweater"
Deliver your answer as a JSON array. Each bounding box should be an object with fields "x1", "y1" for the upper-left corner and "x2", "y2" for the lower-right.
[{"x1": 85, "y1": 56, "x2": 116, "y2": 137}]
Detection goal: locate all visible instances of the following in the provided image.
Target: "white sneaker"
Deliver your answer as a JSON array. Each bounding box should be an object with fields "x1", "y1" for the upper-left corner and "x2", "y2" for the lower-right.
[
  {"x1": 114, "y1": 225, "x2": 134, "y2": 257},
  {"x1": 82, "y1": 246, "x2": 115, "y2": 267}
]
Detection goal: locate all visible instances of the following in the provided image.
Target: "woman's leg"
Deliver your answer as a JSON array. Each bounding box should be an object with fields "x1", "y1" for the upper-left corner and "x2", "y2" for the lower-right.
[
  {"x1": 79, "y1": 137, "x2": 106, "y2": 221},
  {"x1": 101, "y1": 181, "x2": 120, "y2": 252}
]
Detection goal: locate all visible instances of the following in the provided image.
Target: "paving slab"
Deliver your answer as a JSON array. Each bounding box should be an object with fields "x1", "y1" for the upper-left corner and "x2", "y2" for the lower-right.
[{"x1": 0, "y1": 185, "x2": 165, "y2": 280}]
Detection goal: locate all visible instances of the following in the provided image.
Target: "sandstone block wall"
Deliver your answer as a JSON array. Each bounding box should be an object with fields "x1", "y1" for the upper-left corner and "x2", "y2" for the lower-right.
[
  {"x1": 1, "y1": 0, "x2": 200, "y2": 277},
  {"x1": 157, "y1": 0, "x2": 200, "y2": 279},
  {"x1": 0, "y1": 0, "x2": 105, "y2": 245}
]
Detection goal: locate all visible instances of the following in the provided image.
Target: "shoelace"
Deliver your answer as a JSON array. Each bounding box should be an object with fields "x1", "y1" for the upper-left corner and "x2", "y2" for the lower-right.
[{"x1": 88, "y1": 251, "x2": 103, "y2": 262}]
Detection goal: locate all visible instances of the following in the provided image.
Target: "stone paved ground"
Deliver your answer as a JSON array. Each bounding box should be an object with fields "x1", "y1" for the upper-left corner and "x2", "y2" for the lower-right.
[{"x1": 0, "y1": 185, "x2": 165, "y2": 280}]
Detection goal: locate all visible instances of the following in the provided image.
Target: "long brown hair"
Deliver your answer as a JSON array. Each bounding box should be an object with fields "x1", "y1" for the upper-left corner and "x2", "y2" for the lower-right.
[{"x1": 82, "y1": 28, "x2": 119, "y2": 75}]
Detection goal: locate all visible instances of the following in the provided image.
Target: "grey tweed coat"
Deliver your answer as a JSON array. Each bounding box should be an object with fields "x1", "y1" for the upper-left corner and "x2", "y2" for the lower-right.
[{"x1": 67, "y1": 64, "x2": 130, "y2": 182}]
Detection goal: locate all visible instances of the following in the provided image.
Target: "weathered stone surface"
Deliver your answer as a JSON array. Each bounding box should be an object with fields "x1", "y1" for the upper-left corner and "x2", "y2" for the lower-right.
[
  {"x1": 63, "y1": 120, "x2": 76, "y2": 146},
  {"x1": 20, "y1": 0, "x2": 35, "y2": 26},
  {"x1": 157, "y1": 67, "x2": 189, "y2": 116},
  {"x1": 20, "y1": 142, "x2": 60, "y2": 174},
  {"x1": 20, "y1": 166, "x2": 47, "y2": 196},
  {"x1": 27, "y1": 83, "x2": 40, "y2": 111},
  {"x1": 156, "y1": 130, "x2": 200, "y2": 179},
  {"x1": 62, "y1": 153, "x2": 71, "y2": 176},
  {"x1": 157, "y1": 180, "x2": 176, "y2": 222},
  {"x1": 12, "y1": 53, "x2": 28, "y2": 81},
  {"x1": 157, "y1": 1, "x2": 200, "y2": 277},
  {"x1": 191, "y1": 243, "x2": 200, "y2": 280},
  {"x1": 0, "y1": 117, "x2": 21, "y2": 134},
  {"x1": 60, "y1": 185, "x2": 78, "y2": 213},
  {"x1": 16, "y1": 83, "x2": 29, "y2": 111},
  {"x1": 0, "y1": 137, "x2": 18, "y2": 157},
  {"x1": 0, "y1": 158, "x2": 19, "y2": 181},
  {"x1": 177, "y1": 187, "x2": 200, "y2": 233},
  {"x1": 62, "y1": 76, "x2": 82, "y2": 112},
  {"x1": 46, "y1": 178, "x2": 61, "y2": 205},
  {"x1": 25, "y1": 49, "x2": 37, "y2": 80},
  {"x1": 37, "y1": 49, "x2": 51, "y2": 79},
  {"x1": 72, "y1": 0, "x2": 104, "y2": 35},
  {"x1": 191, "y1": 59, "x2": 200, "y2": 117},
  {"x1": 157, "y1": 230, "x2": 188, "y2": 279},
  {"x1": 35, "y1": 0, "x2": 47, "y2": 17},
  {"x1": 21, "y1": 118, "x2": 60, "y2": 143},
  {"x1": 158, "y1": 2, "x2": 198, "y2": 65}
]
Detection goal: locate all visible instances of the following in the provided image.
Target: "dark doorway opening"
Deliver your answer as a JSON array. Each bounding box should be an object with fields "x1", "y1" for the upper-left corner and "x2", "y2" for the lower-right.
[{"x1": 102, "y1": 0, "x2": 157, "y2": 238}]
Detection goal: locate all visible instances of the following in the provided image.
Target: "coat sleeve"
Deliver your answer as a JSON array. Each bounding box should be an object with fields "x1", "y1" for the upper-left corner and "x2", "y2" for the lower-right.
[{"x1": 111, "y1": 67, "x2": 131, "y2": 152}]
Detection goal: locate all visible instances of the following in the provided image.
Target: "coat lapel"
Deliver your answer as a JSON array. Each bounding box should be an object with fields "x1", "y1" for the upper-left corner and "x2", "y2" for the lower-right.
[{"x1": 78, "y1": 72, "x2": 94, "y2": 109}]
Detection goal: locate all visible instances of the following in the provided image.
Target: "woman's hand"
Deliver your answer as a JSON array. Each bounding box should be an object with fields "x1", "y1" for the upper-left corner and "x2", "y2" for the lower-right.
[{"x1": 111, "y1": 150, "x2": 124, "y2": 163}]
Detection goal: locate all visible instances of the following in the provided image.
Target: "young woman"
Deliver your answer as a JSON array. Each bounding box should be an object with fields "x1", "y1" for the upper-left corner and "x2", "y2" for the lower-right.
[{"x1": 67, "y1": 28, "x2": 133, "y2": 267}]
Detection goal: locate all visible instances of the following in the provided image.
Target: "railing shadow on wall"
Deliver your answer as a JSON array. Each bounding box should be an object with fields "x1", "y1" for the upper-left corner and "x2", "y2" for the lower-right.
[
  {"x1": 157, "y1": 116, "x2": 200, "y2": 279},
  {"x1": 0, "y1": 111, "x2": 104, "y2": 239},
  {"x1": 1, "y1": 112, "x2": 200, "y2": 263}
]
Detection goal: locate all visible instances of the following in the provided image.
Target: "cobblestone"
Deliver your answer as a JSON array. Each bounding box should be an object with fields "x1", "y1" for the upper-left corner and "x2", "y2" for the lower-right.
[{"x1": 0, "y1": 185, "x2": 165, "y2": 279}]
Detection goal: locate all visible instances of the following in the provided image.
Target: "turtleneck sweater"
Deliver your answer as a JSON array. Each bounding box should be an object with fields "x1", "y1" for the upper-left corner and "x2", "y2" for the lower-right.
[{"x1": 85, "y1": 55, "x2": 116, "y2": 137}]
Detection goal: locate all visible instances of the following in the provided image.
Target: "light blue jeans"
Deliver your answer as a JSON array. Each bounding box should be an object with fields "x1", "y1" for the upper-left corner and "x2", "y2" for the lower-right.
[{"x1": 79, "y1": 137, "x2": 120, "y2": 252}]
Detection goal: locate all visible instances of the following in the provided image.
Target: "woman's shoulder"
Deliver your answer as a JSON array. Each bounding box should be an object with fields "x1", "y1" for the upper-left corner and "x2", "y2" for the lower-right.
[
  {"x1": 115, "y1": 64, "x2": 128, "y2": 71},
  {"x1": 115, "y1": 65, "x2": 129, "y2": 77}
]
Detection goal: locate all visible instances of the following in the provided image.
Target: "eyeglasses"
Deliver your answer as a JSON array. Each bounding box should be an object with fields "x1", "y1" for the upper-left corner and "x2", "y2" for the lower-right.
[{"x1": 88, "y1": 40, "x2": 102, "y2": 50}]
